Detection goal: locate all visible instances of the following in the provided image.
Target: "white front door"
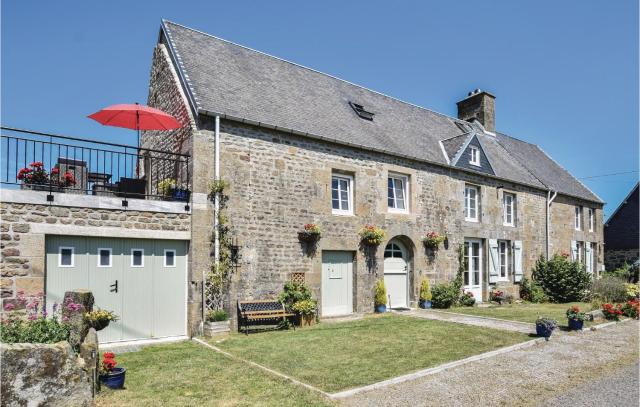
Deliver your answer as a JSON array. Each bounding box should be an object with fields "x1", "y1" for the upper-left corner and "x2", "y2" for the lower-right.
[
  {"x1": 321, "y1": 251, "x2": 353, "y2": 317},
  {"x1": 464, "y1": 239, "x2": 483, "y2": 302},
  {"x1": 384, "y1": 241, "x2": 409, "y2": 309}
]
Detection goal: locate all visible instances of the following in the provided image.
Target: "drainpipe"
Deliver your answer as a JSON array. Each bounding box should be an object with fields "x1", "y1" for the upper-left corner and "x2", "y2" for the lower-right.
[
  {"x1": 214, "y1": 115, "x2": 221, "y2": 266},
  {"x1": 546, "y1": 189, "x2": 558, "y2": 259}
]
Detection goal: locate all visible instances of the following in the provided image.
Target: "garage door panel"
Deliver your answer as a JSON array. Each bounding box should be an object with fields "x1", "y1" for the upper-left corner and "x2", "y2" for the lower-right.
[
  {"x1": 153, "y1": 240, "x2": 187, "y2": 338},
  {"x1": 122, "y1": 239, "x2": 154, "y2": 341},
  {"x1": 88, "y1": 238, "x2": 123, "y2": 343},
  {"x1": 45, "y1": 236, "x2": 89, "y2": 311}
]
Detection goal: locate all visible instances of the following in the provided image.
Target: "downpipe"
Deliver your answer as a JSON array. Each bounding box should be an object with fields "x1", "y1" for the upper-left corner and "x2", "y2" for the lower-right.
[{"x1": 546, "y1": 189, "x2": 557, "y2": 259}]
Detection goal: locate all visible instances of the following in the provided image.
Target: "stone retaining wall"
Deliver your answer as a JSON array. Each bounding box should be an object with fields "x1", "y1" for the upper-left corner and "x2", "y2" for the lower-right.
[{"x1": 605, "y1": 248, "x2": 639, "y2": 271}]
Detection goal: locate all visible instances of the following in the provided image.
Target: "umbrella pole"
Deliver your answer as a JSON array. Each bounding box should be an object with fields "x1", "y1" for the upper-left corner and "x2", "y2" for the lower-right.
[{"x1": 136, "y1": 109, "x2": 140, "y2": 178}]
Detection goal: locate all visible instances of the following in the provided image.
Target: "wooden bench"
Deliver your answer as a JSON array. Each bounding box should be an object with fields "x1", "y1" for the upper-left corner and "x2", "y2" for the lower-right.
[{"x1": 237, "y1": 300, "x2": 295, "y2": 335}]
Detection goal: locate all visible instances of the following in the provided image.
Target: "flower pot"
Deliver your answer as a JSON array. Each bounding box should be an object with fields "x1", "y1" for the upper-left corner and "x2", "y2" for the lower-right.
[
  {"x1": 568, "y1": 318, "x2": 584, "y2": 331},
  {"x1": 298, "y1": 232, "x2": 320, "y2": 242},
  {"x1": 88, "y1": 319, "x2": 111, "y2": 331},
  {"x1": 375, "y1": 304, "x2": 387, "y2": 313},
  {"x1": 419, "y1": 300, "x2": 432, "y2": 309},
  {"x1": 100, "y1": 367, "x2": 126, "y2": 389},
  {"x1": 172, "y1": 189, "x2": 191, "y2": 202},
  {"x1": 535, "y1": 324, "x2": 554, "y2": 339},
  {"x1": 299, "y1": 314, "x2": 316, "y2": 327}
]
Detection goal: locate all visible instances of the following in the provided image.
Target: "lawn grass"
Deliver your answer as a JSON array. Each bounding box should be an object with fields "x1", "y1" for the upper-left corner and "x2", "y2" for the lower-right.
[
  {"x1": 212, "y1": 314, "x2": 530, "y2": 393},
  {"x1": 447, "y1": 302, "x2": 595, "y2": 326},
  {"x1": 95, "y1": 341, "x2": 333, "y2": 407}
]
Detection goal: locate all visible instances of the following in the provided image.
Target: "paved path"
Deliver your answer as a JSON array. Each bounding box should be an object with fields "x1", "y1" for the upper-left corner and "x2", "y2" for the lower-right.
[
  {"x1": 401, "y1": 308, "x2": 535, "y2": 334},
  {"x1": 545, "y1": 362, "x2": 639, "y2": 407},
  {"x1": 341, "y1": 320, "x2": 638, "y2": 407}
]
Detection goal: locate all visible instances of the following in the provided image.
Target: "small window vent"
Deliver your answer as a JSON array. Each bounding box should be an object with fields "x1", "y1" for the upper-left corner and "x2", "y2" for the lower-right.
[{"x1": 349, "y1": 102, "x2": 375, "y2": 121}]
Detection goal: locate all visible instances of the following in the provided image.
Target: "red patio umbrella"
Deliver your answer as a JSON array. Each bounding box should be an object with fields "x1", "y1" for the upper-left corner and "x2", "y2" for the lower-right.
[{"x1": 88, "y1": 103, "x2": 182, "y2": 147}]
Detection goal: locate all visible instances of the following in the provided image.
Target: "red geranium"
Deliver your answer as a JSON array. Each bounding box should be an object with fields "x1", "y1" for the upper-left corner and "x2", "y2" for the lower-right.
[{"x1": 101, "y1": 352, "x2": 118, "y2": 374}]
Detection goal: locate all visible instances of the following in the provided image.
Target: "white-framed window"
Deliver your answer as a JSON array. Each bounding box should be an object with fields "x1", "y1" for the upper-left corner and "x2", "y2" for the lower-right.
[
  {"x1": 469, "y1": 146, "x2": 480, "y2": 166},
  {"x1": 131, "y1": 249, "x2": 144, "y2": 267},
  {"x1": 58, "y1": 246, "x2": 75, "y2": 267},
  {"x1": 464, "y1": 184, "x2": 479, "y2": 222},
  {"x1": 503, "y1": 192, "x2": 516, "y2": 226},
  {"x1": 97, "y1": 248, "x2": 112, "y2": 268},
  {"x1": 588, "y1": 208, "x2": 594, "y2": 232},
  {"x1": 331, "y1": 174, "x2": 353, "y2": 215},
  {"x1": 388, "y1": 173, "x2": 409, "y2": 213},
  {"x1": 575, "y1": 206, "x2": 582, "y2": 230},
  {"x1": 498, "y1": 240, "x2": 511, "y2": 280},
  {"x1": 164, "y1": 249, "x2": 176, "y2": 267}
]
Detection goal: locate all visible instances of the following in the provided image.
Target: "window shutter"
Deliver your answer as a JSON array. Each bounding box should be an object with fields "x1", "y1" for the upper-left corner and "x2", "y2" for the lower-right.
[
  {"x1": 513, "y1": 240, "x2": 523, "y2": 282},
  {"x1": 585, "y1": 243, "x2": 593, "y2": 273},
  {"x1": 570, "y1": 240, "x2": 578, "y2": 261},
  {"x1": 488, "y1": 239, "x2": 499, "y2": 284}
]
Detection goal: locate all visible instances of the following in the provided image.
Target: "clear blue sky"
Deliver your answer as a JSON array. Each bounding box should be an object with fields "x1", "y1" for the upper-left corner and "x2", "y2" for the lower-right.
[{"x1": 2, "y1": 1, "x2": 638, "y2": 217}]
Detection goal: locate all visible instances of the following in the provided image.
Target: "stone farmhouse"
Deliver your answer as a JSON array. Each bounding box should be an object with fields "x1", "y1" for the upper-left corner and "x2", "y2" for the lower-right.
[{"x1": 0, "y1": 20, "x2": 604, "y2": 342}]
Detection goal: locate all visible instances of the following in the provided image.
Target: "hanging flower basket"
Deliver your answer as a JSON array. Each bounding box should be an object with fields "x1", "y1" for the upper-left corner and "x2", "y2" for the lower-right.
[
  {"x1": 298, "y1": 223, "x2": 322, "y2": 242},
  {"x1": 421, "y1": 231, "x2": 446, "y2": 249},
  {"x1": 358, "y1": 224, "x2": 386, "y2": 246}
]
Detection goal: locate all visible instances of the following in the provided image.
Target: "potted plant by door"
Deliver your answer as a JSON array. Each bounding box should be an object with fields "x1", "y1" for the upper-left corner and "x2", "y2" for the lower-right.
[
  {"x1": 374, "y1": 279, "x2": 387, "y2": 313},
  {"x1": 566, "y1": 305, "x2": 586, "y2": 330},
  {"x1": 535, "y1": 317, "x2": 558, "y2": 340},
  {"x1": 419, "y1": 280, "x2": 432, "y2": 309},
  {"x1": 292, "y1": 299, "x2": 317, "y2": 327},
  {"x1": 84, "y1": 309, "x2": 118, "y2": 331},
  {"x1": 99, "y1": 352, "x2": 126, "y2": 389}
]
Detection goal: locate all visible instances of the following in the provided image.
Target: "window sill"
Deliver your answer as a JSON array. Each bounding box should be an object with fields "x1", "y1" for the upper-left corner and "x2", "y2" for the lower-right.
[
  {"x1": 503, "y1": 223, "x2": 515, "y2": 227},
  {"x1": 332, "y1": 211, "x2": 354, "y2": 217},
  {"x1": 469, "y1": 162, "x2": 481, "y2": 167},
  {"x1": 465, "y1": 218, "x2": 479, "y2": 223},
  {"x1": 388, "y1": 209, "x2": 410, "y2": 215}
]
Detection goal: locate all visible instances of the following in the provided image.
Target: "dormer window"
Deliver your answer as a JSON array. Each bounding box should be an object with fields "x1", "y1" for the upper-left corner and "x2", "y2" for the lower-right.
[
  {"x1": 349, "y1": 102, "x2": 374, "y2": 121},
  {"x1": 469, "y1": 146, "x2": 480, "y2": 166}
]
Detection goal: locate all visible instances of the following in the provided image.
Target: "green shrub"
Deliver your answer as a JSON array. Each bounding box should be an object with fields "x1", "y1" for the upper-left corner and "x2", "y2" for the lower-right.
[
  {"x1": 206, "y1": 309, "x2": 228, "y2": 322},
  {"x1": 591, "y1": 276, "x2": 629, "y2": 303},
  {"x1": 532, "y1": 254, "x2": 592, "y2": 303},
  {"x1": 0, "y1": 316, "x2": 70, "y2": 344},
  {"x1": 419, "y1": 280, "x2": 432, "y2": 301},
  {"x1": 431, "y1": 283, "x2": 459, "y2": 308},
  {"x1": 519, "y1": 277, "x2": 548, "y2": 303},
  {"x1": 374, "y1": 279, "x2": 387, "y2": 306},
  {"x1": 621, "y1": 300, "x2": 639, "y2": 319},
  {"x1": 605, "y1": 262, "x2": 639, "y2": 283},
  {"x1": 278, "y1": 281, "x2": 313, "y2": 309}
]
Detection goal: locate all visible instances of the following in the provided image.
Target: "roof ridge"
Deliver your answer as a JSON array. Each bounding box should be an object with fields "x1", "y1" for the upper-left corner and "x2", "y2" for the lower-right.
[{"x1": 161, "y1": 19, "x2": 472, "y2": 126}]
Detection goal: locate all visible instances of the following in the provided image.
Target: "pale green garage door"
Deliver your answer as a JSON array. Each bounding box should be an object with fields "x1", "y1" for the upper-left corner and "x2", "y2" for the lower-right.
[{"x1": 45, "y1": 236, "x2": 188, "y2": 343}]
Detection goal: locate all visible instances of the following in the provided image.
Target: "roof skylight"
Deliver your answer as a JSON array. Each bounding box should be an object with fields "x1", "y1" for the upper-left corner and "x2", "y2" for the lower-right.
[{"x1": 349, "y1": 102, "x2": 375, "y2": 121}]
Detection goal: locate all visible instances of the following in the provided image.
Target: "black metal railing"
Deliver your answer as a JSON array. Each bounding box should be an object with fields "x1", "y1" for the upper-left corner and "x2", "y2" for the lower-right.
[{"x1": 1, "y1": 126, "x2": 191, "y2": 204}]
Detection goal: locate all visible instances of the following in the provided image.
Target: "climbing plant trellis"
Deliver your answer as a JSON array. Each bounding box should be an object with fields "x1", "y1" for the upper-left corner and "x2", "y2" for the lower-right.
[{"x1": 205, "y1": 180, "x2": 232, "y2": 313}]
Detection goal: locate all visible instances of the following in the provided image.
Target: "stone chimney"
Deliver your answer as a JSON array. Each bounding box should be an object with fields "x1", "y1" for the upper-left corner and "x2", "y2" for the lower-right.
[{"x1": 456, "y1": 89, "x2": 496, "y2": 133}]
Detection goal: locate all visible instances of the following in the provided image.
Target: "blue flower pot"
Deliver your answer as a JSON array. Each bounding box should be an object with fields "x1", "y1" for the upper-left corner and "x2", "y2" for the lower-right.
[
  {"x1": 100, "y1": 367, "x2": 126, "y2": 389},
  {"x1": 535, "y1": 324, "x2": 553, "y2": 339},
  {"x1": 375, "y1": 304, "x2": 387, "y2": 313},
  {"x1": 419, "y1": 300, "x2": 432, "y2": 309},
  {"x1": 568, "y1": 318, "x2": 584, "y2": 331}
]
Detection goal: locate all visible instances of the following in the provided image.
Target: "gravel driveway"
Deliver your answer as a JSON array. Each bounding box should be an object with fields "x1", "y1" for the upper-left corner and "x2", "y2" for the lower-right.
[{"x1": 341, "y1": 320, "x2": 638, "y2": 407}]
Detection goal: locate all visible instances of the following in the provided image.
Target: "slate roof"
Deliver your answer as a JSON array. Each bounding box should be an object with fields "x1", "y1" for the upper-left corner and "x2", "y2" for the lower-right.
[
  {"x1": 604, "y1": 183, "x2": 639, "y2": 250},
  {"x1": 160, "y1": 20, "x2": 603, "y2": 204}
]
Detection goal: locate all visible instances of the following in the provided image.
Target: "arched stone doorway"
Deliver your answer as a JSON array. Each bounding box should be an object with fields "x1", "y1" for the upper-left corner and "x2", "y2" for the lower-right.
[{"x1": 383, "y1": 238, "x2": 413, "y2": 309}]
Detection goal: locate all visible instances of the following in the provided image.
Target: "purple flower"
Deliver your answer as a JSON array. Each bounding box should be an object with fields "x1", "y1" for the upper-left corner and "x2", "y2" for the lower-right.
[
  {"x1": 3, "y1": 303, "x2": 15, "y2": 311},
  {"x1": 52, "y1": 303, "x2": 58, "y2": 313}
]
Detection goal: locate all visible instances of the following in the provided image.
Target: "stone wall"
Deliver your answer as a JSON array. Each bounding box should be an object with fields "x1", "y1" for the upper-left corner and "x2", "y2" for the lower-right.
[
  {"x1": 0, "y1": 341, "x2": 93, "y2": 407},
  {"x1": 142, "y1": 43, "x2": 197, "y2": 193},
  {"x1": 193, "y1": 119, "x2": 601, "y2": 322},
  {"x1": 549, "y1": 194, "x2": 604, "y2": 269},
  {"x1": 605, "y1": 248, "x2": 639, "y2": 271},
  {"x1": 0, "y1": 193, "x2": 190, "y2": 308}
]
